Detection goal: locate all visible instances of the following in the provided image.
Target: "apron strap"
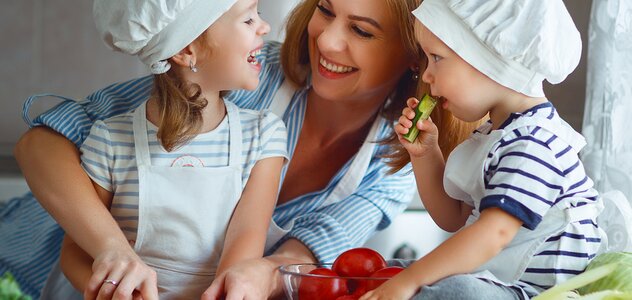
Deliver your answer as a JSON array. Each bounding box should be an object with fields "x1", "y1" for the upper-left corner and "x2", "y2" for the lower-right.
[
  {"x1": 325, "y1": 116, "x2": 384, "y2": 207},
  {"x1": 132, "y1": 102, "x2": 151, "y2": 167},
  {"x1": 269, "y1": 80, "x2": 296, "y2": 118},
  {"x1": 564, "y1": 201, "x2": 604, "y2": 223},
  {"x1": 22, "y1": 94, "x2": 77, "y2": 127},
  {"x1": 225, "y1": 100, "x2": 242, "y2": 168}
]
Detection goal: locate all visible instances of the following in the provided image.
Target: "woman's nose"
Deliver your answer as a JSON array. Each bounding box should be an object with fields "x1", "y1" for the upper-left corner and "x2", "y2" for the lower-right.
[{"x1": 317, "y1": 23, "x2": 346, "y2": 53}]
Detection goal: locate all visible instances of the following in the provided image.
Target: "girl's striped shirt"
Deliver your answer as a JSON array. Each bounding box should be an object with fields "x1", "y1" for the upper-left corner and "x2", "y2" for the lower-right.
[{"x1": 80, "y1": 105, "x2": 288, "y2": 242}]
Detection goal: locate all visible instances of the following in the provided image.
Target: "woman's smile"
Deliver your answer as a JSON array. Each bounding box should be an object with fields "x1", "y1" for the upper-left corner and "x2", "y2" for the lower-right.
[{"x1": 317, "y1": 53, "x2": 358, "y2": 79}]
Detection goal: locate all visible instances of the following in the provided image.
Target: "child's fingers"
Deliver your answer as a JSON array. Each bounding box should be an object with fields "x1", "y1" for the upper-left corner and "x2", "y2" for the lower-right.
[
  {"x1": 406, "y1": 97, "x2": 419, "y2": 109},
  {"x1": 402, "y1": 107, "x2": 416, "y2": 120},
  {"x1": 419, "y1": 119, "x2": 439, "y2": 135},
  {"x1": 398, "y1": 115, "x2": 413, "y2": 128},
  {"x1": 394, "y1": 123, "x2": 409, "y2": 136}
]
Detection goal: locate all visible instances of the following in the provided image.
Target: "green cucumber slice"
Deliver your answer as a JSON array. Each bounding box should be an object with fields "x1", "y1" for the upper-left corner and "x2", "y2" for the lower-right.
[{"x1": 402, "y1": 94, "x2": 437, "y2": 143}]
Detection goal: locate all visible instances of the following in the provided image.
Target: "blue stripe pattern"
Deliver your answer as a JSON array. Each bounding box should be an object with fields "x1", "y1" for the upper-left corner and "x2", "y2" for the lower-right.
[
  {"x1": 0, "y1": 193, "x2": 64, "y2": 298},
  {"x1": 476, "y1": 102, "x2": 602, "y2": 291}
]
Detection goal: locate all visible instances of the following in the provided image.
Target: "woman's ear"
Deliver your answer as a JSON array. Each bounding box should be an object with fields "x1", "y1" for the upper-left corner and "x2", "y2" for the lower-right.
[{"x1": 170, "y1": 44, "x2": 196, "y2": 69}]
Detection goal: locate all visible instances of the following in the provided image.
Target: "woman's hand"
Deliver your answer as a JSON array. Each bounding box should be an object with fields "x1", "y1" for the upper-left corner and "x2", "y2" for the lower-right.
[
  {"x1": 84, "y1": 247, "x2": 158, "y2": 300},
  {"x1": 201, "y1": 257, "x2": 277, "y2": 300},
  {"x1": 395, "y1": 97, "x2": 441, "y2": 158}
]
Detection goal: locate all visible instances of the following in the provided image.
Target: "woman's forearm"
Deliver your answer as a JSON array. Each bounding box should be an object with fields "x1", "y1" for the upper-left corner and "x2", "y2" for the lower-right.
[
  {"x1": 14, "y1": 127, "x2": 131, "y2": 257},
  {"x1": 60, "y1": 235, "x2": 94, "y2": 292}
]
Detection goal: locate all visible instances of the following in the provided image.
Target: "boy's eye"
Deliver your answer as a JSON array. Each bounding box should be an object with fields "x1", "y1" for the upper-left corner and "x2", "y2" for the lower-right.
[
  {"x1": 245, "y1": 18, "x2": 254, "y2": 25},
  {"x1": 352, "y1": 25, "x2": 374, "y2": 38},
  {"x1": 316, "y1": 3, "x2": 334, "y2": 17}
]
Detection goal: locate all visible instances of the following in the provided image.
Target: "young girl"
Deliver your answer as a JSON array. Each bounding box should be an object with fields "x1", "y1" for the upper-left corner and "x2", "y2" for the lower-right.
[
  {"x1": 362, "y1": 0, "x2": 607, "y2": 299},
  {"x1": 41, "y1": 0, "x2": 288, "y2": 299}
]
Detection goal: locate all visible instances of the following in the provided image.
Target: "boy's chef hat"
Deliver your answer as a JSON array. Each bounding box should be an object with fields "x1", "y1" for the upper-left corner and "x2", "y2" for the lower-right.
[
  {"x1": 94, "y1": 0, "x2": 237, "y2": 74},
  {"x1": 412, "y1": 0, "x2": 581, "y2": 97}
]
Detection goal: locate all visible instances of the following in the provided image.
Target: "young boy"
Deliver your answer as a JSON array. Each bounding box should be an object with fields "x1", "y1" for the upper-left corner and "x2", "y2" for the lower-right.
[{"x1": 363, "y1": 0, "x2": 607, "y2": 299}]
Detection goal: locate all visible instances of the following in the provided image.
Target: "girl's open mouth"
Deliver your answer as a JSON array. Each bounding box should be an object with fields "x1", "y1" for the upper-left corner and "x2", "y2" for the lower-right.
[{"x1": 247, "y1": 48, "x2": 262, "y2": 65}]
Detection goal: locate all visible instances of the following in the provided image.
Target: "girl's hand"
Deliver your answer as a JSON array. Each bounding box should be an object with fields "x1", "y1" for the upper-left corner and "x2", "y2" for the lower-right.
[
  {"x1": 201, "y1": 257, "x2": 276, "y2": 300},
  {"x1": 358, "y1": 276, "x2": 418, "y2": 300},
  {"x1": 394, "y1": 97, "x2": 440, "y2": 158},
  {"x1": 84, "y1": 247, "x2": 158, "y2": 300}
]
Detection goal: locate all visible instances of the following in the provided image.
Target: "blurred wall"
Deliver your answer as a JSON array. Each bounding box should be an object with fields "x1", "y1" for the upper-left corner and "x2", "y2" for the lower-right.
[{"x1": 0, "y1": 0, "x2": 591, "y2": 159}]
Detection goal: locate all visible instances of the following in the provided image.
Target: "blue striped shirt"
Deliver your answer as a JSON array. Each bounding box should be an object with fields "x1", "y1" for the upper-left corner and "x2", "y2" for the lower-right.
[
  {"x1": 476, "y1": 102, "x2": 602, "y2": 291},
  {"x1": 80, "y1": 105, "x2": 288, "y2": 241},
  {"x1": 24, "y1": 41, "x2": 414, "y2": 263}
]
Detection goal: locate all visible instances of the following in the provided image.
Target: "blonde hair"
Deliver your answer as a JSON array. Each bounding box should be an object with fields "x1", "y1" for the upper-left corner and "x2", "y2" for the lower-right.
[
  {"x1": 151, "y1": 32, "x2": 214, "y2": 152},
  {"x1": 281, "y1": 0, "x2": 480, "y2": 173}
]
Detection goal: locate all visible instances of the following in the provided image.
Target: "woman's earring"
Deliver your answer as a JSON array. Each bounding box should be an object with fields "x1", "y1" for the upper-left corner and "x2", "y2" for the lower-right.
[{"x1": 189, "y1": 60, "x2": 198, "y2": 73}]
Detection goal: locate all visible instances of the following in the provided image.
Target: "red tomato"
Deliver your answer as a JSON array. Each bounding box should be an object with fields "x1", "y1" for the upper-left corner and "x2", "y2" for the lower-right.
[
  {"x1": 346, "y1": 279, "x2": 368, "y2": 298},
  {"x1": 298, "y1": 268, "x2": 348, "y2": 300},
  {"x1": 332, "y1": 248, "x2": 388, "y2": 277},
  {"x1": 366, "y1": 266, "x2": 405, "y2": 291},
  {"x1": 349, "y1": 280, "x2": 369, "y2": 298}
]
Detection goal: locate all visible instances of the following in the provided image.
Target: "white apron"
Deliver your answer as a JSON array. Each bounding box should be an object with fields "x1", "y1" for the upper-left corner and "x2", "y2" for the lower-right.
[
  {"x1": 40, "y1": 99, "x2": 244, "y2": 300},
  {"x1": 132, "y1": 100, "x2": 243, "y2": 299},
  {"x1": 443, "y1": 115, "x2": 605, "y2": 286},
  {"x1": 264, "y1": 80, "x2": 386, "y2": 252}
]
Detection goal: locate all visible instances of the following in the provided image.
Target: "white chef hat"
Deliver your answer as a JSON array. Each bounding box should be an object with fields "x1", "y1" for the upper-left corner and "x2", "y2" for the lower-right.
[
  {"x1": 412, "y1": 0, "x2": 582, "y2": 97},
  {"x1": 94, "y1": 0, "x2": 237, "y2": 74}
]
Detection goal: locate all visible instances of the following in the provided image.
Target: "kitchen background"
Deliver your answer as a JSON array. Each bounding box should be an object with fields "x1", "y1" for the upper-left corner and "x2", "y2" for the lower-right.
[{"x1": 0, "y1": 0, "x2": 593, "y2": 259}]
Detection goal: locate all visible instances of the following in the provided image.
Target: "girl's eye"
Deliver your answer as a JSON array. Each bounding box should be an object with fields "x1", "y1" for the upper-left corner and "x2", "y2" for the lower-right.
[
  {"x1": 316, "y1": 4, "x2": 334, "y2": 17},
  {"x1": 352, "y1": 25, "x2": 373, "y2": 38},
  {"x1": 431, "y1": 54, "x2": 442, "y2": 63},
  {"x1": 245, "y1": 18, "x2": 254, "y2": 25}
]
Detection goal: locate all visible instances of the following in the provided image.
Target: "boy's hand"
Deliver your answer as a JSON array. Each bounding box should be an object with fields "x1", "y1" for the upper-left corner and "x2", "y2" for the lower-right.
[
  {"x1": 395, "y1": 97, "x2": 440, "y2": 158},
  {"x1": 358, "y1": 274, "x2": 419, "y2": 300}
]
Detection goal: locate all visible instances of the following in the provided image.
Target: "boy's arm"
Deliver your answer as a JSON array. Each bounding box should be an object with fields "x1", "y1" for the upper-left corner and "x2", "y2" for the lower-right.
[
  {"x1": 361, "y1": 207, "x2": 523, "y2": 300},
  {"x1": 395, "y1": 98, "x2": 473, "y2": 232},
  {"x1": 409, "y1": 131, "x2": 472, "y2": 232}
]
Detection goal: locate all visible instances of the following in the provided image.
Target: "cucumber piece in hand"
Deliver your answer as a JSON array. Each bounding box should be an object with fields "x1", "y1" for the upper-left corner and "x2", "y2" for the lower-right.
[{"x1": 402, "y1": 94, "x2": 437, "y2": 143}]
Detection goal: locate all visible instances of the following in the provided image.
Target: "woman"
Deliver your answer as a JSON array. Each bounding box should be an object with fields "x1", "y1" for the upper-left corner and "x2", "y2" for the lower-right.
[{"x1": 13, "y1": 0, "x2": 475, "y2": 298}]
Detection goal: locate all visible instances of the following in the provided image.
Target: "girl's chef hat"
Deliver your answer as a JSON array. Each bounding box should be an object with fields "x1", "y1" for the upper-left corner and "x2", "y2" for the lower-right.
[
  {"x1": 413, "y1": 0, "x2": 582, "y2": 97},
  {"x1": 94, "y1": 0, "x2": 237, "y2": 74}
]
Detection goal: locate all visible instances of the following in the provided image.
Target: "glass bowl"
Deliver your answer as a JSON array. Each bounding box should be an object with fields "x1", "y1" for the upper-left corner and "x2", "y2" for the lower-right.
[{"x1": 279, "y1": 263, "x2": 398, "y2": 300}]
